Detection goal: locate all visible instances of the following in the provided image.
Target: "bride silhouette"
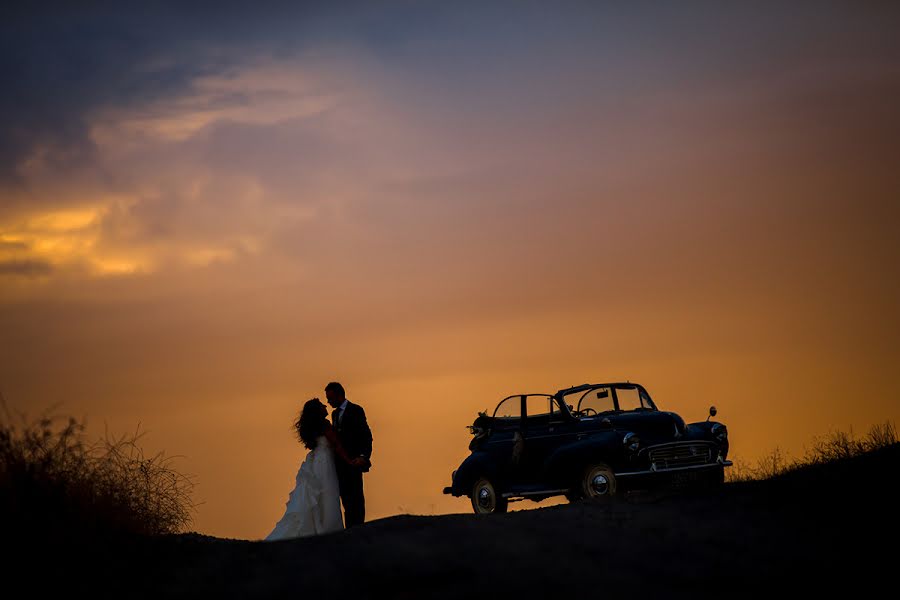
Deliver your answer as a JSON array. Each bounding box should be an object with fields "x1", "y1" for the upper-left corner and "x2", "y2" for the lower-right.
[{"x1": 264, "y1": 398, "x2": 366, "y2": 540}]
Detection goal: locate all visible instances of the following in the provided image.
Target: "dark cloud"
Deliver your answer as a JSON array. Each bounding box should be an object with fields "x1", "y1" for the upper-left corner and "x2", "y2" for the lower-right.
[
  {"x1": 0, "y1": 258, "x2": 55, "y2": 277},
  {"x1": 0, "y1": 0, "x2": 488, "y2": 183},
  {"x1": 0, "y1": 2, "x2": 330, "y2": 183},
  {"x1": 5, "y1": 1, "x2": 898, "y2": 187}
]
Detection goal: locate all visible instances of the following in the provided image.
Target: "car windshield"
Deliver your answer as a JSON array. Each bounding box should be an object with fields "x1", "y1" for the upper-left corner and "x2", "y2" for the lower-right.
[{"x1": 560, "y1": 384, "x2": 657, "y2": 416}]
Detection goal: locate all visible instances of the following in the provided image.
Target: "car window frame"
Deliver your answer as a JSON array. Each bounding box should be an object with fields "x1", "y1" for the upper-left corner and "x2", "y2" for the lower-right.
[
  {"x1": 572, "y1": 383, "x2": 659, "y2": 415},
  {"x1": 492, "y1": 395, "x2": 524, "y2": 422},
  {"x1": 612, "y1": 385, "x2": 651, "y2": 412},
  {"x1": 523, "y1": 394, "x2": 554, "y2": 419}
]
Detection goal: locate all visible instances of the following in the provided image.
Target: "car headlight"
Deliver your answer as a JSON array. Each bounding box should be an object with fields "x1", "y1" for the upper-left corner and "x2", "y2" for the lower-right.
[
  {"x1": 711, "y1": 424, "x2": 727, "y2": 443},
  {"x1": 451, "y1": 469, "x2": 458, "y2": 481},
  {"x1": 623, "y1": 432, "x2": 640, "y2": 453}
]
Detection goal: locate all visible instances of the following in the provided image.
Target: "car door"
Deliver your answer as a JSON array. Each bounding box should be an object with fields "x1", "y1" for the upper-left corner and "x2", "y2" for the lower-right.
[
  {"x1": 520, "y1": 394, "x2": 558, "y2": 485},
  {"x1": 483, "y1": 395, "x2": 525, "y2": 486}
]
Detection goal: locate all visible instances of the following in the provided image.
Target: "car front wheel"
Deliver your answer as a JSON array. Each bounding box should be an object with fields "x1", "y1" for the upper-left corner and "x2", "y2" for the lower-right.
[
  {"x1": 470, "y1": 477, "x2": 509, "y2": 514},
  {"x1": 570, "y1": 462, "x2": 617, "y2": 502}
]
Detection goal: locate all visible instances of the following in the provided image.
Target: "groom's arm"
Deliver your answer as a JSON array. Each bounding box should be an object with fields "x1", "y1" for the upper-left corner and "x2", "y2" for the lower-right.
[{"x1": 357, "y1": 405, "x2": 373, "y2": 461}]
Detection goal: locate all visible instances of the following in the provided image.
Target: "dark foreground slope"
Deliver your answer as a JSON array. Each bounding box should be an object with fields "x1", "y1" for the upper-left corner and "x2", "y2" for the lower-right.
[{"x1": 17, "y1": 443, "x2": 899, "y2": 599}]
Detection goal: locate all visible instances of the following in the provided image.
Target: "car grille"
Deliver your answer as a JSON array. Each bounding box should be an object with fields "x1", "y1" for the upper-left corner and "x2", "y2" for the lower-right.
[{"x1": 647, "y1": 443, "x2": 713, "y2": 469}]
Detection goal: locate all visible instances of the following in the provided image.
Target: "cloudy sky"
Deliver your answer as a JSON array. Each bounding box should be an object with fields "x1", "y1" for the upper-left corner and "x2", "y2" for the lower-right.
[{"x1": 2, "y1": 2, "x2": 899, "y2": 538}]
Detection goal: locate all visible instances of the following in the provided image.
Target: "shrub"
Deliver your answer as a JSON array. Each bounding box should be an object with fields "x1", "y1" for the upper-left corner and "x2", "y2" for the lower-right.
[
  {"x1": 725, "y1": 420, "x2": 897, "y2": 483},
  {"x1": 803, "y1": 421, "x2": 897, "y2": 465},
  {"x1": 0, "y1": 393, "x2": 200, "y2": 540}
]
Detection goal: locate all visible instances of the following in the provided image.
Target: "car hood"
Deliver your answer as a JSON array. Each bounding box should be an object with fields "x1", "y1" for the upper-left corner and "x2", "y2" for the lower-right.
[{"x1": 590, "y1": 410, "x2": 686, "y2": 443}]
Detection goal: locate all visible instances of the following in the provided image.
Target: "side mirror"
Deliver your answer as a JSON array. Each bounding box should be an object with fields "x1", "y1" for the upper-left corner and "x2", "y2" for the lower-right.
[
  {"x1": 600, "y1": 417, "x2": 613, "y2": 430},
  {"x1": 707, "y1": 406, "x2": 717, "y2": 421}
]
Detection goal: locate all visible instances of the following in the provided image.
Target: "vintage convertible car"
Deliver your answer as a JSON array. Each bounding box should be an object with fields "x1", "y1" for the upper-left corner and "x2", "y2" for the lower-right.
[{"x1": 442, "y1": 382, "x2": 732, "y2": 514}]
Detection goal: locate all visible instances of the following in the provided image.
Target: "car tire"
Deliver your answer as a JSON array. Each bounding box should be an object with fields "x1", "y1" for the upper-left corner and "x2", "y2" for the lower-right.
[
  {"x1": 578, "y1": 462, "x2": 617, "y2": 502},
  {"x1": 470, "y1": 477, "x2": 509, "y2": 514}
]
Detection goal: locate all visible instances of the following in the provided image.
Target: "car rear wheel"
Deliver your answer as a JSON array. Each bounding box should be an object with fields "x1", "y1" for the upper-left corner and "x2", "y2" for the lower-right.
[
  {"x1": 470, "y1": 477, "x2": 509, "y2": 514},
  {"x1": 569, "y1": 462, "x2": 617, "y2": 503}
]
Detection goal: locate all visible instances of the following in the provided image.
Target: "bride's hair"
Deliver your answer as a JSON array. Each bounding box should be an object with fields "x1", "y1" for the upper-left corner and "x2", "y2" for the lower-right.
[{"x1": 294, "y1": 398, "x2": 327, "y2": 450}]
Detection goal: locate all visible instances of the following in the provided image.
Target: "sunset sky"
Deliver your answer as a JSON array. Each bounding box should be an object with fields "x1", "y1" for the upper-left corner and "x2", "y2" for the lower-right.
[{"x1": 2, "y1": 2, "x2": 899, "y2": 539}]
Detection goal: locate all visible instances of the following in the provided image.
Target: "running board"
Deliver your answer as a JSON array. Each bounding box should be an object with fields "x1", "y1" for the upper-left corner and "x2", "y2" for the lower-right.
[
  {"x1": 501, "y1": 488, "x2": 569, "y2": 498},
  {"x1": 499, "y1": 461, "x2": 733, "y2": 498}
]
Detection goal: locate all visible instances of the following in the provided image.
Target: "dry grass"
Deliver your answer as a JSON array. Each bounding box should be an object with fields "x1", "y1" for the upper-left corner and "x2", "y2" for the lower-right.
[
  {"x1": 0, "y1": 392, "x2": 201, "y2": 540},
  {"x1": 726, "y1": 420, "x2": 897, "y2": 483}
]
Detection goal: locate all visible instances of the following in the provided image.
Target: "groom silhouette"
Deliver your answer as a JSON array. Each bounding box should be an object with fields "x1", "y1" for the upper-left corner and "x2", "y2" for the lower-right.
[{"x1": 325, "y1": 381, "x2": 373, "y2": 527}]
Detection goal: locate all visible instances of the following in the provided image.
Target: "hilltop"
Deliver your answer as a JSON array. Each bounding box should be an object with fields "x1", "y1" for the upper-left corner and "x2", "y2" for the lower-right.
[{"x1": 19, "y1": 442, "x2": 897, "y2": 598}]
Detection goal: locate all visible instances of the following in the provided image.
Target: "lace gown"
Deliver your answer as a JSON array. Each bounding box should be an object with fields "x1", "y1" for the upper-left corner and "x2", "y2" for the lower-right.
[{"x1": 264, "y1": 434, "x2": 343, "y2": 540}]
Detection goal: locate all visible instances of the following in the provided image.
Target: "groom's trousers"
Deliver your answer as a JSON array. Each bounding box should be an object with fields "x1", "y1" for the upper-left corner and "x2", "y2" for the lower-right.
[{"x1": 335, "y1": 461, "x2": 365, "y2": 527}]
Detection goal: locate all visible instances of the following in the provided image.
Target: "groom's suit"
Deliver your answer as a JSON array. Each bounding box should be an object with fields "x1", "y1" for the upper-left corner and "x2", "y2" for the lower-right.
[{"x1": 332, "y1": 399, "x2": 373, "y2": 527}]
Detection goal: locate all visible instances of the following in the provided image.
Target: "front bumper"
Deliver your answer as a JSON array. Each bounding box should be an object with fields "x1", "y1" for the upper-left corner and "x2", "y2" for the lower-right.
[{"x1": 616, "y1": 459, "x2": 733, "y2": 478}]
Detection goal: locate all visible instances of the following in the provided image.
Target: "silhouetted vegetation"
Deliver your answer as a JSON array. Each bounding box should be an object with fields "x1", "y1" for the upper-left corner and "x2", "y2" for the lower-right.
[
  {"x1": 726, "y1": 420, "x2": 897, "y2": 482},
  {"x1": 0, "y1": 393, "x2": 200, "y2": 542}
]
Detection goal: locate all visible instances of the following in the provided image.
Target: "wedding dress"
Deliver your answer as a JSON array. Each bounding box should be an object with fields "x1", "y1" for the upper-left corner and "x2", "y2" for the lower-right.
[{"x1": 264, "y1": 433, "x2": 344, "y2": 540}]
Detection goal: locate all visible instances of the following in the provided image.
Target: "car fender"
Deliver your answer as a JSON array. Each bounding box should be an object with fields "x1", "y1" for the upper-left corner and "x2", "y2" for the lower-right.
[
  {"x1": 451, "y1": 451, "x2": 497, "y2": 496},
  {"x1": 686, "y1": 420, "x2": 729, "y2": 458},
  {"x1": 685, "y1": 420, "x2": 717, "y2": 435},
  {"x1": 544, "y1": 431, "x2": 623, "y2": 484}
]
